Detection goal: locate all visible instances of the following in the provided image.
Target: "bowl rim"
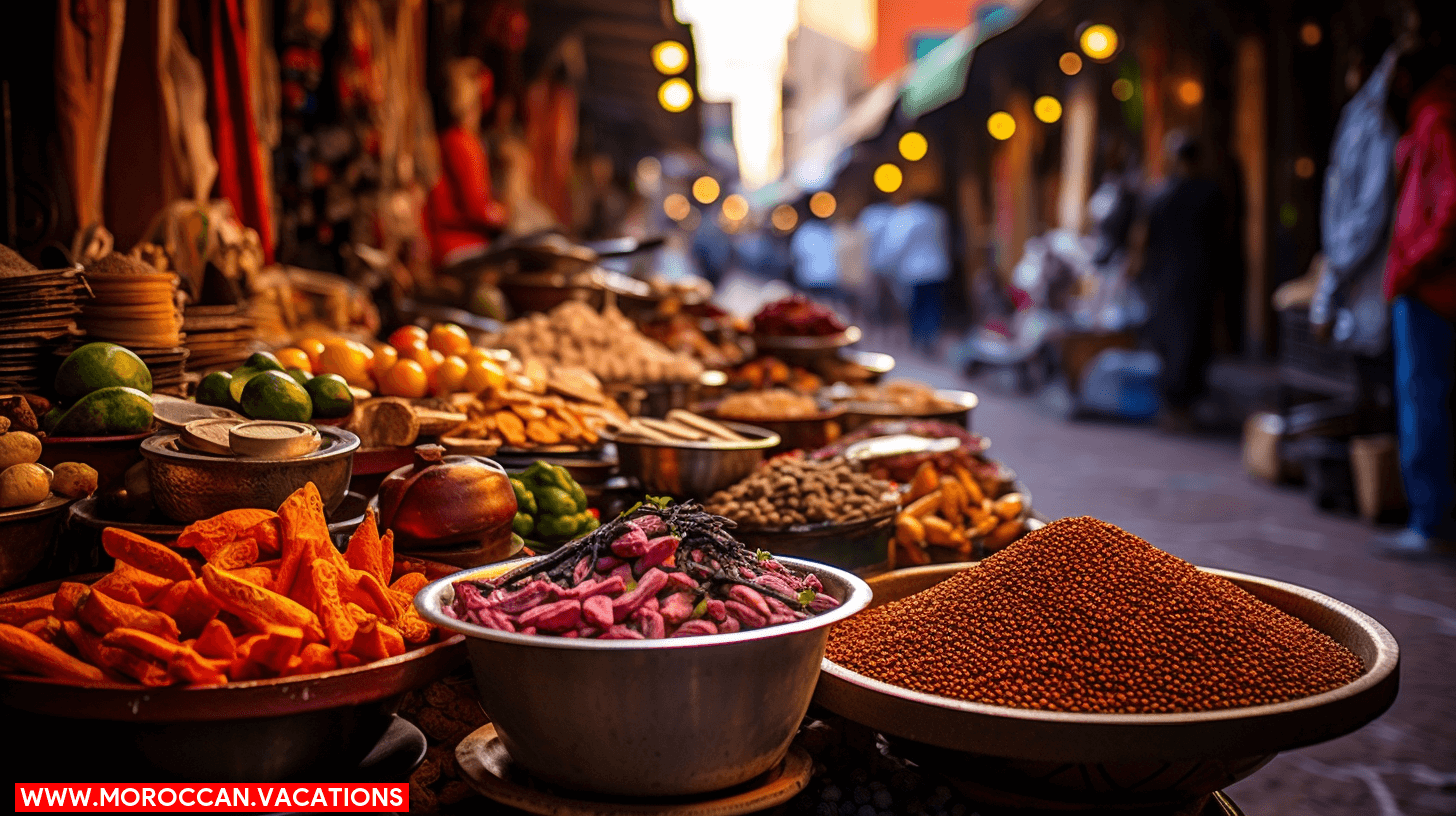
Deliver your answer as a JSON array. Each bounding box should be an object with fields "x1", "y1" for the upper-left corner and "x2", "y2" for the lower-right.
[
  {"x1": 415, "y1": 555, "x2": 873, "y2": 651},
  {"x1": 707, "y1": 404, "x2": 849, "y2": 425},
  {"x1": 725, "y1": 498, "x2": 900, "y2": 535},
  {"x1": 608, "y1": 420, "x2": 782, "y2": 452},
  {"x1": 140, "y1": 425, "x2": 360, "y2": 465},
  {"x1": 819, "y1": 562, "x2": 1399, "y2": 726},
  {"x1": 751, "y1": 325, "x2": 862, "y2": 350},
  {"x1": 0, "y1": 494, "x2": 74, "y2": 522},
  {"x1": 833, "y1": 388, "x2": 980, "y2": 417}
]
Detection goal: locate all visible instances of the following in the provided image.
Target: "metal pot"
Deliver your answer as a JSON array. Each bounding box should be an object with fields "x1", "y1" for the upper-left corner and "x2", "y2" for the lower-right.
[
  {"x1": 612, "y1": 421, "x2": 780, "y2": 499},
  {"x1": 415, "y1": 556, "x2": 872, "y2": 797}
]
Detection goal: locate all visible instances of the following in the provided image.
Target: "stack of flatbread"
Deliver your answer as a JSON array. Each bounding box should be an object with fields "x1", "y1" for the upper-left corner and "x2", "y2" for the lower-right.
[
  {"x1": 0, "y1": 245, "x2": 86, "y2": 392},
  {"x1": 75, "y1": 252, "x2": 187, "y2": 394}
]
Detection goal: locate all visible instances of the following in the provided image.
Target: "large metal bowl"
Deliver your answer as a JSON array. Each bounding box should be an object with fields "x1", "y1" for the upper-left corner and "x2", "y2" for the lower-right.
[
  {"x1": 416, "y1": 556, "x2": 872, "y2": 797},
  {"x1": 141, "y1": 426, "x2": 359, "y2": 523},
  {"x1": 814, "y1": 562, "x2": 1399, "y2": 808},
  {"x1": 612, "y1": 421, "x2": 780, "y2": 499},
  {"x1": 730, "y1": 506, "x2": 898, "y2": 574},
  {"x1": 836, "y1": 388, "x2": 980, "y2": 432},
  {"x1": 0, "y1": 558, "x2": 465, "y2": 782},
  {"x1": 0, "y1": 496, "x2": 74, "y2": 591}
]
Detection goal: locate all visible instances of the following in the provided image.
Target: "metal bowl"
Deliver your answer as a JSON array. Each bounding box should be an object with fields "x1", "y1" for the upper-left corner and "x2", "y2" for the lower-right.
[
  {"x1": 612, "y1": 421, "x2": 780, "y2": 499},
  {"x1": 730, "y1": 507, "x2": 899, "y2": 574},
  {"x1": 141, "y1": 426, "x2": 359, "y2": 523},
  {"x1": 836, "y1": 388, "x2": 979, "y2": 432},
  {"x1": 0, "y1": 559, "x2": 465, "y2": 782},
  {"x1": 752, "y1": 325, "x2": 862, "y2": 354},
  {"x1": 415, "y1": 556, "x2": 872, "y2": 797},
  {"x1": 814, "y1": 562, "x2": 1399, "y2": 807},
  {"x1": 0, "y1": 496, "x2": 74, "y2": 591},
  {"x1": 702, "y1": 405, "x2": 846, "y2": 456}
]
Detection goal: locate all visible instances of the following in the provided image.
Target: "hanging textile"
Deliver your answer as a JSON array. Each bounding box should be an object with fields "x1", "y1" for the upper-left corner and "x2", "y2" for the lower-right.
[{"x1": 55, "y1": 0, "x2": 126, "y2": 258}]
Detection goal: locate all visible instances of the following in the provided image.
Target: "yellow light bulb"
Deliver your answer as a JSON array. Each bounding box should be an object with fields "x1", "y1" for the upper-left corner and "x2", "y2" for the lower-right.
[
  {"x1": 651, "y1": 41, "x2": 689, "y2": 75},
  {"x1": 809, "y1": 191, "x2": 837, "y2": 218},
  {"x1": 1080, "y1": 24, "x2": 1118, "y2": 61},
  {"x1": 691, "y1": 176, "x2": 720, "y2": 204},
  {"x1": 1034, "y1": 96, "x2": 1062, "y2": 124},
  {"x1": 898, "y1": 132, "x2": 929, "y2": 162},
  {"x1": 721, "y1": 194, "x2": 749, "y2": 221},
  {"x1": 658, "y1": 78, "x2": 694, "y2": 112},
  {"x1": 987, "y1": 112, "x2": 1016, "y2": 141},
  {"x1": 873, "y1": 164, "x2": 903, "y2": 193}
]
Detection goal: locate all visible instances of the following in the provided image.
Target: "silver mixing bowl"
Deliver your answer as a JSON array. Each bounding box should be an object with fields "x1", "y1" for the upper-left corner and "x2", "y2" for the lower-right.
[
  {"x1": 415, "y1": 555, "x2": 872, "y2": 796},
  {"x1": 612, "y1": 421, "x2": 780, "y2": 499}
]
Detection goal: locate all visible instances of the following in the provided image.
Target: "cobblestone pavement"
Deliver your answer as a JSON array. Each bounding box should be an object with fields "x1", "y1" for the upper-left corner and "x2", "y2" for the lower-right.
[{"x1": 889, "y1": 349, "x2": 1456, "y2": 816}]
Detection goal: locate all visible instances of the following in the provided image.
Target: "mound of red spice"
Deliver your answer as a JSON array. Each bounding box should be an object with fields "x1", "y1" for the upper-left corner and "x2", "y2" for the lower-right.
[{"x1": 826, "y1": 516, "x2": 1363, "y2": 713}]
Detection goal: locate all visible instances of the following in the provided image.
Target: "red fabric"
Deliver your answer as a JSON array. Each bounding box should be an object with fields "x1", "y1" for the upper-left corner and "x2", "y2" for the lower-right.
[
  {"x1": 207, "y1": 0, "x2": 274, "y2": 263},
  {"x1": 426, "y1": 126, "x2": 506, "y2": 267},
  {"x1": 1386, "y1": 66, "x2": 1456, "y2": 319}
]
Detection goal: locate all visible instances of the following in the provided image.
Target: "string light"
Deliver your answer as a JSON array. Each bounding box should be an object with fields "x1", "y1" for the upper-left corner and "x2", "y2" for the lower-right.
[
  {"x1": 658, "y1": 78, "x2": 694, "y2": 112},
  {"x1": 898, "y1": 132, "x2": 928, "y2": 161},
  {"x1": 1033, "y1": 96, "x2": 1062, "y2": 123},
  {"x1": 987, "y1": 112, "x2": 1016, "y2": 140},
  {"x1": 1059, "y1": 52, "x2": 1083, "y2": 75},
  {"x1": 691, "y1": 176, "x2": 720, "y2": 204},
  {"x1": 651, "y1": 41, "x2": 689, "y2": 75},
  {"x1": 873, "y1": 164, "x2": 903, "y2": 193},
  {"x1": 1079, "y1": 24, "x2": 1118, "y2": 61},
  {"x1": 809, "y1": 191, "x2": 837, "y2": 218}
]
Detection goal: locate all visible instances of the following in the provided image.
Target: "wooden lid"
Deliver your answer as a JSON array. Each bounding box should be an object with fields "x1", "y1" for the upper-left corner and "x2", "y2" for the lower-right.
[
  {"x1": 179, "y1": 417, "x2": 244, "y2": 456},
  {"x1": 228, "y1": 421, "x2": 322, "y2": 459}
]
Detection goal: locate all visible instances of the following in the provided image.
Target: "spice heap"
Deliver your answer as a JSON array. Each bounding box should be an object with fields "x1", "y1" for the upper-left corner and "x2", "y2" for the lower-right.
[
  {"x1": 827, "y1": 516, "x2": 1363, "y2": 713},
  {"x1": 753, "y1": 294, "x2": 848, "y2": 337},
  {"x1": 490, "y1": 302, "x2": 703, "y2": 385},
  {"x1": 716, "y1": 388, "x2": 823, "y2": 421},
  {"x1": 448, "y1": 501, "x2": 841, "y2": 639},
  {"x1": 706, "y1": 454, "x2": 896, "y2": 528}
]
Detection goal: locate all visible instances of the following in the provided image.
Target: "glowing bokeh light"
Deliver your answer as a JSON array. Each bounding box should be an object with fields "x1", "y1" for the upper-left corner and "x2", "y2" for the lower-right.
[
  {"x1": 636, "y1": 156, "x2": 662, "y2": 185},
  {"x1": 1299, "y1": 22, "x2": 1322, "y2": 47},
  {"x1": 663, "y1": 193, "x2": 692, "y2": 221},
  {"x1": 1111, "y1": 78, "x2": 1135, "y2": 102},
  {"x1": 898, "y1": 132, "x2": 929, "y2": 161},
  {"x1": 809, "y1": 191, "x2": 837, "y2": 218},
  {"x1": 651, "y1": 41, "x2": 689, "y2": 75},
  {"x1": 987, "y1": 111, "x2": 1017, "y2": 140},
  {"x1": 1295, "y1": 156, "x2": 1316, "y2": 179},
  {"x1": 721, "y1": 194, "x2": 749, "y2": 221},
  {"x1": 1080, "y1": 24, "x2": 1118, "y2": 61},
  {"x1": 1033, "y1": 96, "x2": 1063, "y2": 123},
  {"x1": 1059, "y1": 52, "x2": 1083, "y2": 75},
  {"x1": 1176, "y1": 79, "x2": 1204, "y2": 106},
  {"x1": 771, "y1": 204, "x2": 798, "y2": 231},
  {"x1": 873, "y1": 163, "x2": 903, "y2": 193},
  {"x1": 691, "y1": 176, "x2": 720, "y2": 204},
  {"x1": 658, "y1": 78, "x2": 694, "y2": 112}
]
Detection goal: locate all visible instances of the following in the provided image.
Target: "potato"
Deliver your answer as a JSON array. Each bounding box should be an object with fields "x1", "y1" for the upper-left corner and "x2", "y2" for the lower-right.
[
  {"x1": 0, "y1": 430, "x2": 41, "y2": 469},
  {"x1": 0, "y1": 462, "x2": 52, "y2": 508},
  {"x1": 51, "y1": 461, "x2": 99, "y2": 499}
]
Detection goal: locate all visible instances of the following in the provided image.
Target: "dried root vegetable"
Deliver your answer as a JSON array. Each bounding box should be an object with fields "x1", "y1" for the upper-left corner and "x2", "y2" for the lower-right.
[
  {"x1": 890, "y1": 460, "x2": 1030, "y2": 567},
  {"x1": 0, "y1": 483, "x2": 442, "y2": 688},
  {"x1": 447, "y1": 501, "x2": 841, "y2": 639}
]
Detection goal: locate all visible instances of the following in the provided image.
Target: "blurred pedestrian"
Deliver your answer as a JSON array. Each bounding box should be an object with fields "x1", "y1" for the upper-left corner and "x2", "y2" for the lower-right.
[
  {"x1": 858, "y1": 196, "x2": 899, "y2": 328},
  {"x1": 1376, "y1": 45, "x2": 1456, "y2": 558},
  {"x1": 880, "y1": 191, "x2": 952, "y2": 354},
  {"x1": 1129, "y1": 132, "x2": 1229, "y2": 430},
  {"x1": 789, "y1": 205, "x2": 840, "y2": 306}
]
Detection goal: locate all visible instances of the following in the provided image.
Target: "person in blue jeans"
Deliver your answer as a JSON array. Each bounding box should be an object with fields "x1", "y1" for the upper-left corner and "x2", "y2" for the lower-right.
[{"x1": 1376, "y1": 46, "x2": 1456, "y2": 558}]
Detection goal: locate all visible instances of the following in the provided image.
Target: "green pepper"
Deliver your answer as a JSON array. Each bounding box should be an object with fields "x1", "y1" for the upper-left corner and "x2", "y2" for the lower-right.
[
  {"x1": 535, "y1": 486, "x2": 580, "y2": 517},
  {"x1": 512, "y1": 511, "x2": 535, "y2": 538},
  {"x1": 536, "y1": 511, "x2": 593, "y2": 540},
  {"x1": 510, "y1": 477, "x2": 537, "y2": 517}
]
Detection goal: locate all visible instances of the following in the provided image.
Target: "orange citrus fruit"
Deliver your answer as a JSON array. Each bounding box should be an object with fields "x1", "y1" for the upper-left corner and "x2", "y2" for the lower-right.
[
  {"x1": 274, "y1": 347, "x2": 313, "y2": 374},
  {"x1": 435, "y1": 355, "x2": 469, "y2": 395},
  {"x1": 427, "y1": 323, "x2": 472, "y2": 356},
  {"x1": 388, "y1": 325, "x2": 429, "y2": 352},
  {"x1": 371, "y1": 344, "x2": 398, "y2": 379},
  {"x1": 317, "y1": 340, "x2": 376, "y2": 390},
  {"x1": 463, "y1": 357, "x2": 506, "y2": 393},
  {"x1": 298, "y1": 338, "x2": 327, "y2": 368},
  {"x1": 378, "y1": 359, "x2": 429, "y2": 398}
]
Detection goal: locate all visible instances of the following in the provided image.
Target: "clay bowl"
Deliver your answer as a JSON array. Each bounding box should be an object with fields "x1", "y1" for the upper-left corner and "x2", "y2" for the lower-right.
[
  {"x1": 0, "y1": 557, "x2": 465, "y2": 782},
  {"x1": 814, "y1": 563, "x2": 1400, "y2": 810},
  {"x1": 141, "y1": 426, "x2": 359, "y2": 523}
]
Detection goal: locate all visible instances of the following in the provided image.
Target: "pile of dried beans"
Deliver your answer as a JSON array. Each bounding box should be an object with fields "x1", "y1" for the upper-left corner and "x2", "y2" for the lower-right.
[{"x1": 446, "y1": 502, "x2": 840, "y2": 639}]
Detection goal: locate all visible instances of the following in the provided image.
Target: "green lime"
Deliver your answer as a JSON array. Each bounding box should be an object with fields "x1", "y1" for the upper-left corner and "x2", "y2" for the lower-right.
[
  {"x1": 239, "y1": 370, "x2": 313, "y2": 422},
  {"x1": 196, "y1": 371, "x2": 238, "y2": 408},
  {"x1": 242, "y1": 351, "x2": 284, "y2": 373},
  {"x1": 286, "y1": 368, "x2": 311, "y2": 386},
  {"x1": 54, "y1": 342, "x2": 152, "y2": 401},
  {"x1": 50, "y1": 386, "x2": 154, "y2": 437},
  {"x1": 228, "y1": 367, "x2": 262, "y2": 404},
  {"x1": 304, "y1": 373, "x2": 355, "y2": 419}
]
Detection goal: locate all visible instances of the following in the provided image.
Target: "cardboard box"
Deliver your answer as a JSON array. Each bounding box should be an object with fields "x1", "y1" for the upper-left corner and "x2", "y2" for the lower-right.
[{"x1": 1350, "y1": 434, "x2": 1406, "y2": 523}]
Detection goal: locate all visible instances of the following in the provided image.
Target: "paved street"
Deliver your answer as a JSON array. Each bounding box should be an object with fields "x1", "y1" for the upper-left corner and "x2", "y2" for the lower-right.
[{"x1": 888, "y1": 347, "x2": 1456, "y2": 816}]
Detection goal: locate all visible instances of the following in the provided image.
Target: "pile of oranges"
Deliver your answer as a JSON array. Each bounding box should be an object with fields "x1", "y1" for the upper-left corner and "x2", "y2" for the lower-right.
[{"x1": 273, "y1": 323, "x2": 508, "y2": 400}]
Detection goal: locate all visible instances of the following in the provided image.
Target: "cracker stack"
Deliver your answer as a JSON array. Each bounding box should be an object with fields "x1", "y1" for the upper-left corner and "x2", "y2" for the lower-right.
[
  {"x1": 78, "y1": 252, "x2": 188, "y2": 394},
  {"x1": 0, "y1": 245, "x2": 86, "y2": 392}
]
